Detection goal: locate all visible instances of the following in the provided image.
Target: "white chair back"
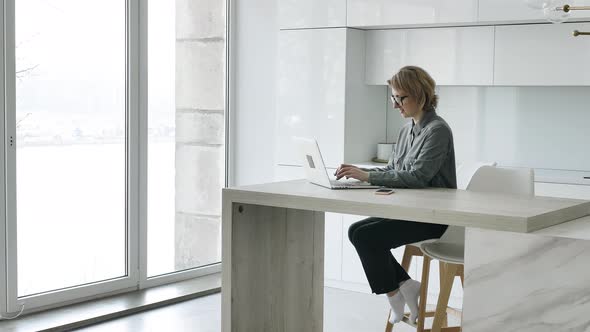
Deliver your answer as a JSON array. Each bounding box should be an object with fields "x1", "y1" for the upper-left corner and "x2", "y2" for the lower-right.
[
  {"x1": 467, "y1": 166, "x2": 535, "y2": 196},
  {"x1": 456, "y1": 161, "x2": 497, "y2": 190},
  {"x1": 437, "y1": 165, "x2": 534, "y2": 245},
  {"x1": 437, "y1": 162, "x2": 496, "y2": 246}
]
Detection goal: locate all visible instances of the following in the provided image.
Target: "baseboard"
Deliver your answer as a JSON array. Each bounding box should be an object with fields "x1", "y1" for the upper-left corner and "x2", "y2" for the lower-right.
[{"x1": 325, "y1": 279, "x2": 372, "y2": 294}]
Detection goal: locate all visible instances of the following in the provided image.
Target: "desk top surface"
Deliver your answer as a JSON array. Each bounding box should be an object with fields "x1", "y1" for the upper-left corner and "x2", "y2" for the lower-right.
[{"x1": 224, "y1": 180, "x2": 590, "y2": 233}]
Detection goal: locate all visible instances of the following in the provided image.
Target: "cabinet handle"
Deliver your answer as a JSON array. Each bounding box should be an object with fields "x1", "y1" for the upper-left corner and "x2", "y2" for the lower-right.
[
  {"x1": 561, "y1": 5, "x2": 590, "y2": 12},
  {"x1": 573, "y1": 30, "x2": 590, "y2": 37}
]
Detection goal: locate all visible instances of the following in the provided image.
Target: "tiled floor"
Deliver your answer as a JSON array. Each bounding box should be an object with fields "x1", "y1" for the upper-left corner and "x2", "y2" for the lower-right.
[{"x1": 75, "y1": 287, "x2": 460, "y2": 332}]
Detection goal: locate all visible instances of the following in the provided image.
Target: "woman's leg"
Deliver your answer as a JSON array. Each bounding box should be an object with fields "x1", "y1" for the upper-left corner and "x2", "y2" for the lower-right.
[
  {"x1": 347, "y1": 217, "x2": 387, "y2": 244},
  {"x1": 349, "y1": 219, "x2": 448, "y2": 294}
]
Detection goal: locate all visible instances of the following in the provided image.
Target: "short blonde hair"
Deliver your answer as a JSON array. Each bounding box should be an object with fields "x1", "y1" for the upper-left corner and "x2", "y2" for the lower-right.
[{"x1": 388, "y1": 66, "x2": 438, "y2": 111}]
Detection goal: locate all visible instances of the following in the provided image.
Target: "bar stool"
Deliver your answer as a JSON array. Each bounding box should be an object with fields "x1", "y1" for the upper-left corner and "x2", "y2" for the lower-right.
[
  {"x1": 384, "y1": 161, "x2": 498, "y2": 332},
  {"x1": 409, "y1": 166, "x2": 534, "y2": 332}
]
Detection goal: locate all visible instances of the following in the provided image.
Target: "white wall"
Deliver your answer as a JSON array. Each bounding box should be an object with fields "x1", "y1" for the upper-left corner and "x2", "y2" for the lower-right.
[
  {"x1": 436, "y1": 86, "x2": 590, "y2": 171},
  {"x1": 231, "y1": 0, "x2": 278, "y2": 186}
]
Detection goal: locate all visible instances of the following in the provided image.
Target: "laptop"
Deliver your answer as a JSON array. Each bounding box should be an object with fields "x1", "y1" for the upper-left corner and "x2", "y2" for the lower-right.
[{"x1": 294, "y1": 137, "x2": 381, "y2": 190}]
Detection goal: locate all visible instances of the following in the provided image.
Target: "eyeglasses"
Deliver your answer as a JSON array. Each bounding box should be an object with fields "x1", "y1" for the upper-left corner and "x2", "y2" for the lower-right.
[{"x1": 390, "y1": 94, "x2": 408, "y2": 106}]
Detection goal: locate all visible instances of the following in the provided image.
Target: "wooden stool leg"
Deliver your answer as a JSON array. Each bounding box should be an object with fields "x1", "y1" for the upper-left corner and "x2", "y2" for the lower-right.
[
  {"x1": 438, "y1": 261, "x2": 449, "y2": 328},
  {"x1": 416, "y1": 255, "x2": 431, "y2": 332},
  {"x1": 384, "y1": 311, "x2": 394, "y2": 332},
  {"x1": 401, "y1": 245, "x2": 414, "y2": 272},
  {"x1": 432, "y1": 262, "x2": 458, "y2": 332}
]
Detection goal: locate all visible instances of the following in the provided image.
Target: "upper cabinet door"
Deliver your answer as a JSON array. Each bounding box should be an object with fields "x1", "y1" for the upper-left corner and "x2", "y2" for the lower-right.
[
  {"x1": 479, "y1": 0, "x2": 590, "y2": 23},
  {"x1": 347, "y1": 0, "x2": 477, "y2": 28},
  {"x1": 365, "y1": 26, "x2": 494, "y2": 86},
  {"x1": 279, "y1": 0, "x2": 346, "y2": 29},
  {"x1": 276, "y1": 29, "x2": 346, "y2": 168},
  {"x1": 494, "y1": 23, "x2": 590, "y2": 86},
  {"x1": 479, "y1": 0, "x2": 546, "y2": 22}
]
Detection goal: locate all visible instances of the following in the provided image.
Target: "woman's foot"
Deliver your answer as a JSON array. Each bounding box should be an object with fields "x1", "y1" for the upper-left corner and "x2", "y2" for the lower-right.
[
  {"x1": 399, "y1": 279, "x2": 421, "y2": 323},
  {"x1": 386, "y1": 291, "x2": 406, "y2": 324}
]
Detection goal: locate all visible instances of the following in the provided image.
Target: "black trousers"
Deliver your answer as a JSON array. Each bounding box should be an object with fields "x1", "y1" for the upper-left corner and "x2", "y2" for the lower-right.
[{"x1": 348, "y1": 217, "x2": 448, "y2": 295}]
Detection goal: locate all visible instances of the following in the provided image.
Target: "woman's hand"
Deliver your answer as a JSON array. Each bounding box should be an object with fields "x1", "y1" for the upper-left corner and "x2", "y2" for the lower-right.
[{"x1": 335, "y1": 164, "x2": 370, "y2": 182}]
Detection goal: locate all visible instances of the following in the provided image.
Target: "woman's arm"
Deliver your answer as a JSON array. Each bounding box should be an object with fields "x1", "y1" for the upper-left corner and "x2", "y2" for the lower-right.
[
  {"x1": 367, "y1": 126, "x2": 451, "y2": 188},
  {"x1": 336, "y1": 157, "x2": 394, "y2": 180},
  {"x1": 358, "y1": 163, "x2": 394, "y2": 173}
]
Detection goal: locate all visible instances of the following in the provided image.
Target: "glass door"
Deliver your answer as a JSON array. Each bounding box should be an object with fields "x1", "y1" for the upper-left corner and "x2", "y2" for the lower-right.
[{"x1": 5, "y1": 0, "x2": 139, "y2": 313}]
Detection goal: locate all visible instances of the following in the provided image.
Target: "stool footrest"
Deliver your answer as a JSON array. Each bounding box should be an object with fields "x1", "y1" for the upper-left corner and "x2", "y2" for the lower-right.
[{"x1": 446, "y1": 306, "x2": 462, "y2": 318}]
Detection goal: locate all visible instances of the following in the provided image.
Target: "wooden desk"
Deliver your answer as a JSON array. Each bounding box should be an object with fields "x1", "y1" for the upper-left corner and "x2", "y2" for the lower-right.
[{"x1": 222, "y1": 180, "x2": 590, "y2": 332}]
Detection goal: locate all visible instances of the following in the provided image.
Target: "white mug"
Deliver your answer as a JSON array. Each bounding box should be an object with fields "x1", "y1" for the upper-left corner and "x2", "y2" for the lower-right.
[{"x1": 377, "y1": 143, "x2": 396, "y2": 161}]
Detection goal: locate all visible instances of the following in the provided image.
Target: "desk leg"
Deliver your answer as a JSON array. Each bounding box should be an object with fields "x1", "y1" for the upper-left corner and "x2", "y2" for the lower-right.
[
  {"x1": 222, "y1": 202, "x2": 325, "y2": 332},
  {"x1": 462, "y1": 228, "x2": 590, "y2": 332}
]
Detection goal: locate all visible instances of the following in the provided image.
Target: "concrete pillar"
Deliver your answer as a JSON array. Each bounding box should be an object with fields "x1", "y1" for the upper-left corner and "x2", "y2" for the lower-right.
[{"x1": 175, "y1": 0, "x2": 225, "y2": 270}]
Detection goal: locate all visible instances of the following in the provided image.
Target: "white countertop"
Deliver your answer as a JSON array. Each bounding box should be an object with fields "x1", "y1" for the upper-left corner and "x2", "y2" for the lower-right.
[{"x1": 224, "y1": 180, "x2": 590, "y2": 233}]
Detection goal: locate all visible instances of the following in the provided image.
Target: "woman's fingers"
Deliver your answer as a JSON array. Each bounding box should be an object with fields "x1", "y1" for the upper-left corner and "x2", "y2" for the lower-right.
[
  {"x1": 336, "y1": 170, "x2": 349, "y2": 180},
  {"x1": 336, "y1": 169, "x2": 352, "y2": 180},
  {"x1": 338, "y1": 169, "x2": 358, "y2": 179},
  {"x1": 335, "y1": 165, "x2": 361, "y2": 180},
  {"x1": 335, "y1": 166, "x2": 368, "y2": 182},
  {"x1": 335, "y1": 168, "x2": 351, "y2": 178}
]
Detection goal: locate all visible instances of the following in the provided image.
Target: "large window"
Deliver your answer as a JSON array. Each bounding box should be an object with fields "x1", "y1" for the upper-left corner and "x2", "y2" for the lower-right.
[{"x1": 1, "y1": 0, "x2": 226, "y2": 316}]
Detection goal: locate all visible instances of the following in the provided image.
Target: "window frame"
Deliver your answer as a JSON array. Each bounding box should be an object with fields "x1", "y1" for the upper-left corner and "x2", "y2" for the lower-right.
[
  {"x1": 3, "y1": 0, "x2": 139, "y2": 314},
  {"x1": 1, "y1": 0, "x2": 7, "y2": 319}
]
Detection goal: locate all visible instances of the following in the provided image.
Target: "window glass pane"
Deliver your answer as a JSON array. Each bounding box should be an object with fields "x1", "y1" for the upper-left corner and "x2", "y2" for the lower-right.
[{"x1": 16, "y1": 0, "x2": 126, "y2": 296}]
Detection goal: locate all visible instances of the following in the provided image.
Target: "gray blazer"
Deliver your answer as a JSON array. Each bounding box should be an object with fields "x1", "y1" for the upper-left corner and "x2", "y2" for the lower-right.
[{"x1": 364, "y1": 111, "x2": 457, "y2": 189}]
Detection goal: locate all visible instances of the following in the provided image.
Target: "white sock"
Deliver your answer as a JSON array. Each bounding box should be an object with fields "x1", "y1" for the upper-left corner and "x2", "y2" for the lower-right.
[
  {"x1": 387, "y1": 291, "x2": 406, "y2": 324},
  {"x1": 399, "y1": 279, "x2": 421, "y2": 323}
]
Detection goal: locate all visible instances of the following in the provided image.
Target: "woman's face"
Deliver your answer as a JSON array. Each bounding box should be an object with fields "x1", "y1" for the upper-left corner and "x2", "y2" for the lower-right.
[{"x1": 391, "y1": 88, "x2": 421, "y2": 119}]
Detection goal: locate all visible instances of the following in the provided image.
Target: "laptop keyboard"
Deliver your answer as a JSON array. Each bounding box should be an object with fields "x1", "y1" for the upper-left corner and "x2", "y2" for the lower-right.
[{"x1": 330, "y1": 180, "x2": 369, "y2": 187}]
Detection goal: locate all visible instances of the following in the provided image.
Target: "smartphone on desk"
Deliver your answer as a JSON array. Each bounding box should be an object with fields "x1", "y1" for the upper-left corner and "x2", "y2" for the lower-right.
[{"x1": 375, "y1": 188, "x2": 395, "y2": 195}]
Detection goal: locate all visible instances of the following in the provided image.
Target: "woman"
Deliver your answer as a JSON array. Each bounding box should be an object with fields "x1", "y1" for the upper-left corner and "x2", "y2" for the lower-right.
[{"x1": 335, "y1": 66, "x2": 456, "y2": 324}]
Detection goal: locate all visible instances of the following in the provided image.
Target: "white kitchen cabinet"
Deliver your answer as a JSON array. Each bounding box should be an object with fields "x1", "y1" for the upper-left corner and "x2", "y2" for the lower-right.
[
  {"x1": 341, "y1": 215, "x2": 372, "y2": 285},
  {"x1": 277, "y1": 28, "x2": 386, "y2": 168},
  {"x1": 365, "y1": 26, "x2": 494, "y2": 86},
  {"x1": 274, "y1": 164, "x2": 305, "y2": 182},
  {"x1": 279, "y1": 0, "x2": 346, "y2": 29},
  {"x1": 325, "y1": 212, "x2": 344, "y2": 281},
  {"x1": 479, "y1": 0, "x2": 545, "y2": 22},
  {"x1": 478, "y1": 0, "x2": 590, "y2": 23},
  {"x1": 494, "y1": 23, "x2": 590, "y2": 86},
  {"x1": 347, "y1": 0, "x2": 477, "y2": 28},
  {"x1": 535, "y1": 182, "x2": 590, "y2": 200}
]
